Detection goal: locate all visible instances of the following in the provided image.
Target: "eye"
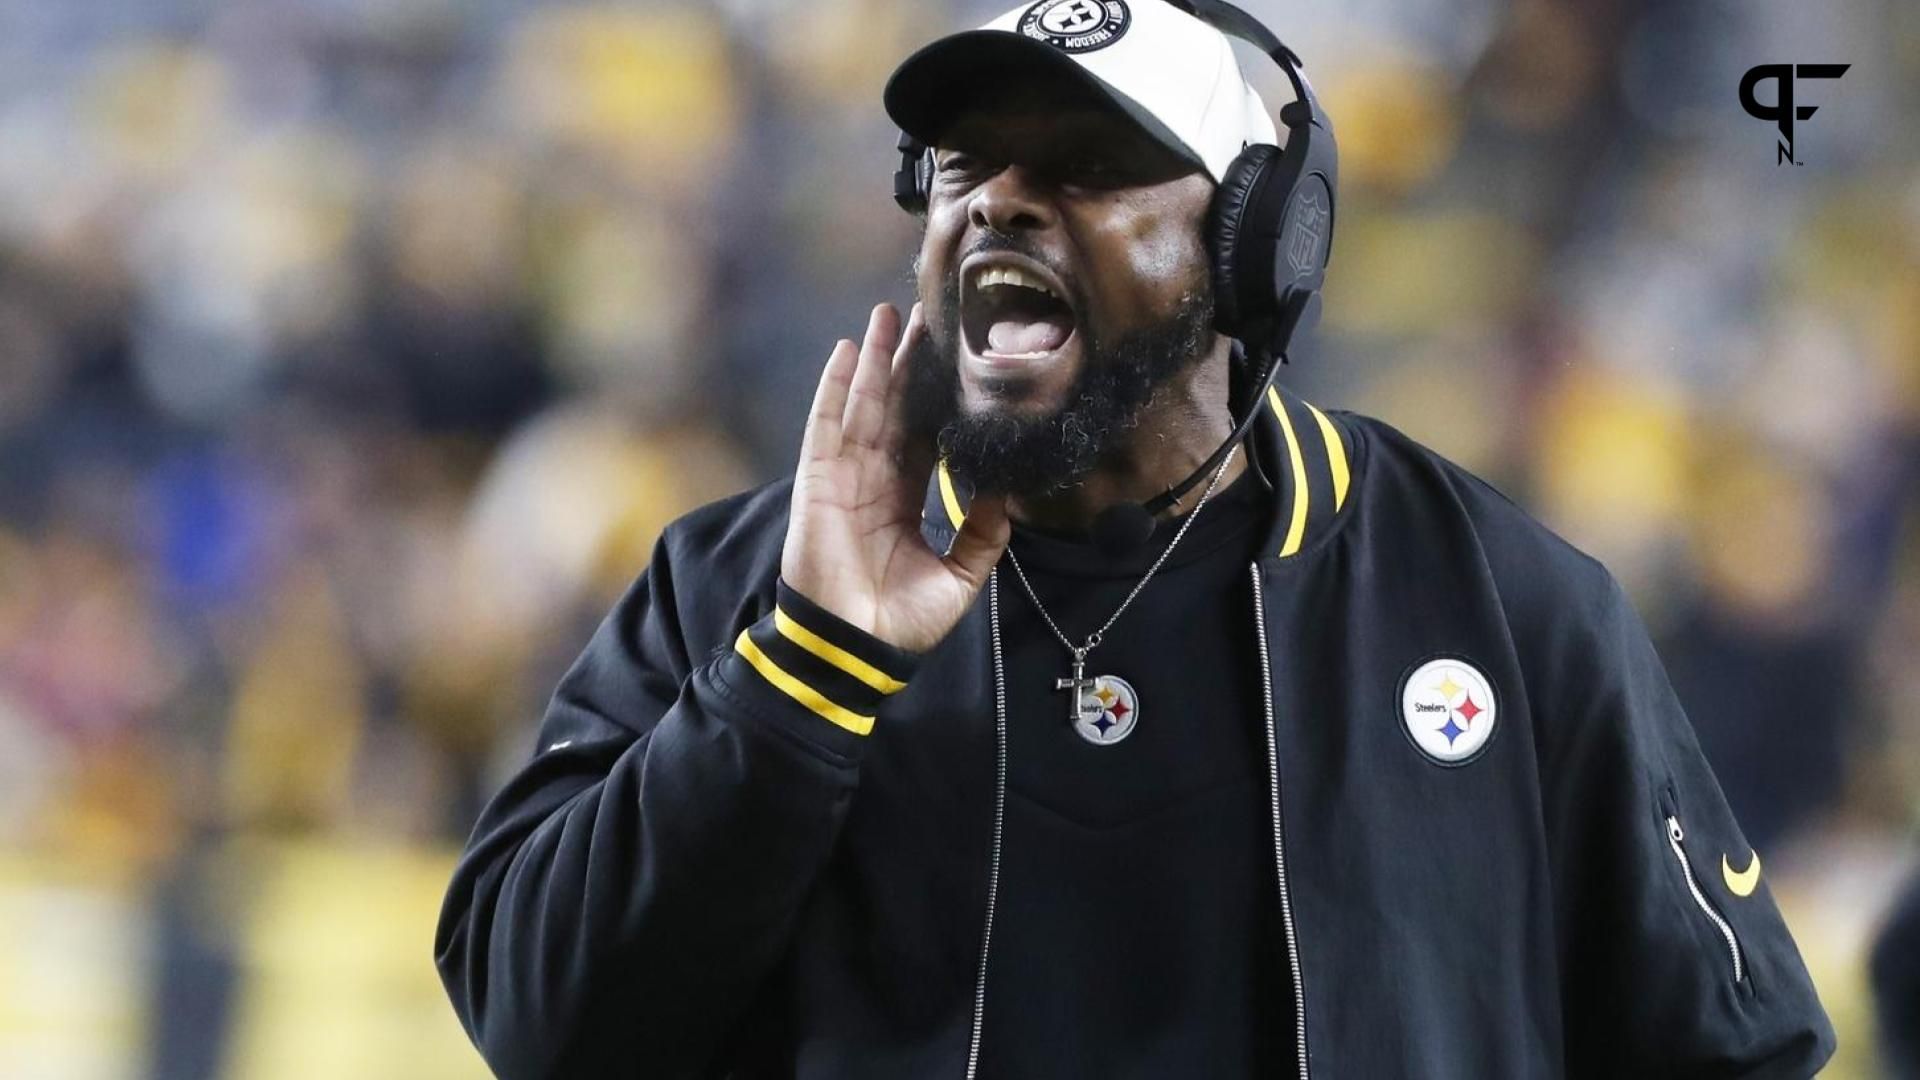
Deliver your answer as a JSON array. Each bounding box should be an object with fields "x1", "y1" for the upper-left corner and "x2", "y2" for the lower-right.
[
  {"x1": 936, "y1": 151, "x2": 985, "y2": 177},
  {"x1": 1062, "y1": 153, "x2": 1124, "y2": 186}
]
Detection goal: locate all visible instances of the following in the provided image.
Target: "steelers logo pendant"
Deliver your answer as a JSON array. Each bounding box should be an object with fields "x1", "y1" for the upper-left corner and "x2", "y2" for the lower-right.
[{"x1": 1072, "y1": 675, "x2": 1139, "y2": 746}]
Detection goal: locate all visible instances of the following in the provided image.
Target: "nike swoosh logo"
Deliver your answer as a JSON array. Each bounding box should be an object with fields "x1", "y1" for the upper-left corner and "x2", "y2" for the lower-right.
[{"x1": 1722, "y1": 851, "x2": 1761, "y2": 897}]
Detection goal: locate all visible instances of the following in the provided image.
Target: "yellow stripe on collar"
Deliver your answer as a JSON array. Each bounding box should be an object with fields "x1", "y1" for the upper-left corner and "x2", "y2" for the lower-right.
[
  {"x1": 936, "y1": 460, "x2": 966, "y2": 530},
  {"x1": 1305, "y1": 401, "x2": 1350, "y2": 511},
  {"x1": 1268, "y1": 386, "x2": 1310, "y2": 556}
]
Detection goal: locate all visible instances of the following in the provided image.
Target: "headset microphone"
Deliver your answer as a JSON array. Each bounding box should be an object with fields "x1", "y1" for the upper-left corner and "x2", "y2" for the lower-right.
[
  {"x1": 1087, "y1": 339, "x2": 1291, "y2": 557},
  {"x1": 1089, "y1": 0, "x2": 1337, "y2": 554}
]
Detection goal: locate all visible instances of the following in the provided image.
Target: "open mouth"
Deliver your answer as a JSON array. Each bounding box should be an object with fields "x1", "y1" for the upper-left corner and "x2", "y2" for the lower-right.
[{"x1": 960, "y1": 257, "x2": 1078, "y2": 366}]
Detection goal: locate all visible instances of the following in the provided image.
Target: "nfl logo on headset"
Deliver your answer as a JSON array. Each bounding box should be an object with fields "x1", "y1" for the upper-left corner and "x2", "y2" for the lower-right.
[{"x1": 1285, "y1": 188, "x2": 1327, "y2": 280}]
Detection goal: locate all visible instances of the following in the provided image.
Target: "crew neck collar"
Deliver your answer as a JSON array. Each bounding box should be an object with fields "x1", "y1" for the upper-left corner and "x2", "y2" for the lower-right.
[{"x1": 1007, "y1": 462, "x2": 1267, "y2": 578}]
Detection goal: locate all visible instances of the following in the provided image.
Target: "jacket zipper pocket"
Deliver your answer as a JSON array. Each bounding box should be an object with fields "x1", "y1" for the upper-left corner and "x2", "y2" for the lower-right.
[{"x1": 1662, "y1": 811, "x2": 1744, "y2": 983}]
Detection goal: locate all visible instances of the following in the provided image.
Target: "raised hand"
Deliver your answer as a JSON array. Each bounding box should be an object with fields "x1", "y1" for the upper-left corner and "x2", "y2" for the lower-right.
[{"x1": 781, "y1": 302, "x2": 1011, "y2": 654}]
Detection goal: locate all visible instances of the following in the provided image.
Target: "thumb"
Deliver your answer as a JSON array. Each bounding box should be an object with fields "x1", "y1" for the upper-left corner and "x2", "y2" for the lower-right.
[{"x1": 944, "y1": 493, "x2": 1011, "y2": 589}]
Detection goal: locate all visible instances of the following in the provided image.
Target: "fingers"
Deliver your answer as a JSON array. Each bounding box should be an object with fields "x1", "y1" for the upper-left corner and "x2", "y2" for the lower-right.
[
  {"x1": 877, "y1": 301, "x2": 924, "y2": 456},
  {"x1": 800, "y1": 337, "x2": 859, "y2": 463},
  {"x1": 944, "y1": 493, "x2": 1011, "y2": 589},
  {"x1": 840, "y1": 304, "x2": 901, "y2": 452},
  {"x1": 891, "y1": 301, "x2": 924, "y2": 377}
]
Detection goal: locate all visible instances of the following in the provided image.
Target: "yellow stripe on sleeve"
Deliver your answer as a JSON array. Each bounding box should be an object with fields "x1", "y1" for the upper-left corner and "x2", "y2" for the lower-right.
[
  {"x1": 937, "y1": 461, "x2": 966, "y2": 530},
  {"x1": 1267, "y1": 387, "x2": 1310, "y2": 557},
  {"x1": 775, "y1": 607, "x2": 907, "y2": 694},
  {"x1": 734, "y1": 629, "x2": 875, "y2": 736},
  {"x1": 1305, "y1": 402, "x2": 1350, "y2": 511}
]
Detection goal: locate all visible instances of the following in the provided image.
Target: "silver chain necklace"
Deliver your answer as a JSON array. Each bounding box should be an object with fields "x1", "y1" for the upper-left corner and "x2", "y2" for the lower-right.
[{"x1": 1003, "y1": 444, "x2": 1241, "y2": 744}]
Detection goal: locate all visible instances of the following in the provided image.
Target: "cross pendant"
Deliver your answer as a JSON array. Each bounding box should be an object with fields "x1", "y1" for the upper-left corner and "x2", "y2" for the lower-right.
[{"x1": 1055, "y1": 651, "x2": 1097, "y2": 723}]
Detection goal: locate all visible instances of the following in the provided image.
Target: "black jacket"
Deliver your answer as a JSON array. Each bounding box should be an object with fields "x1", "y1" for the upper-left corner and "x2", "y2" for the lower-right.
[{"x1": 435, "y1": 385, "x2": 1835, "y2": 1078}]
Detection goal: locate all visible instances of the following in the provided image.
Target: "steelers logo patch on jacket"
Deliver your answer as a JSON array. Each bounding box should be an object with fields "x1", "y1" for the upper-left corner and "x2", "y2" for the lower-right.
[{"x1": 1397, "y1": 656, "x2": 1499, "y2": 765}]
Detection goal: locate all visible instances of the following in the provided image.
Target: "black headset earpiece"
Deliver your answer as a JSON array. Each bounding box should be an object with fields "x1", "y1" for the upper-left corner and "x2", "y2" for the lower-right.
[
  {"x1": 1181, "y1": 0, "x2": 1338, "y2": 359},
  {"x1": 894, "y1": 129, "x2": 931, "y2": 216},
  {"x1": 1206, "y1": 142, "x2": 1283, "y2": 343}
]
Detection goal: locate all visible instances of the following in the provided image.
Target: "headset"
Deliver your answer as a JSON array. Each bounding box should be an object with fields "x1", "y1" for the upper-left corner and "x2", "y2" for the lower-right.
[{"x1": 891, "y1": 0, "x2": 1339, "y2": 553}]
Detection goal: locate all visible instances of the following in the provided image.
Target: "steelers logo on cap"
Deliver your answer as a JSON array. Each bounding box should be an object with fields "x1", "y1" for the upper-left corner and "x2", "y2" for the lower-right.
[
  {"x1": 1397, "y1": 656, "x2": 1499, "y2": 766},
  {"x1": 1019, "y1": 0, "x2": 1131, "y2": 53}
]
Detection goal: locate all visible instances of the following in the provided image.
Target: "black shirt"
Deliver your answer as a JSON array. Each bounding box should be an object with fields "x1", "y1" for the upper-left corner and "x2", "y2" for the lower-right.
[{"x1": 979, "y1": 463, "x2": 1294, "y2": 1077}]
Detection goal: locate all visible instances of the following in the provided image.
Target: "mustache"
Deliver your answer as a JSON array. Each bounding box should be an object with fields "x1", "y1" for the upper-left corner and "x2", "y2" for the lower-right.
[{"x1": 960, "y1": 226, "x2": 1046, "y2": 265}]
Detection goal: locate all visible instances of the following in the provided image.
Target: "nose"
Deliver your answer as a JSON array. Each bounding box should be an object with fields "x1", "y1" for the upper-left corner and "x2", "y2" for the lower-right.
[{"x1": 967, "y1": 165, "x2": 1057, "y2": 234}]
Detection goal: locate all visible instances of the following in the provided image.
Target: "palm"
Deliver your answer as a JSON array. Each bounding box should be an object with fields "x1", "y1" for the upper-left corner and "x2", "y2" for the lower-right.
[{"x1": 782, "y1": 304, "x2": 1009, "y2": 654}]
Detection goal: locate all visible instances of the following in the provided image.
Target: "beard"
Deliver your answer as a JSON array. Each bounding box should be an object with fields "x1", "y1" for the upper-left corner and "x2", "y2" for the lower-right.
[{"x1": 902, "y1": 256, "x2": 1216, "y2": 500}]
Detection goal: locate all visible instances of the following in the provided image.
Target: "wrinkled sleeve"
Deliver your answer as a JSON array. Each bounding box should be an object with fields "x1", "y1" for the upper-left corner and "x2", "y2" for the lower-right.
[
  {"x1": 434, "y1": 530, "x2": 918, "y2": 1080},
  {"x1": 1541, "y1": 576, "x2": 1835, "y2": 1079}
]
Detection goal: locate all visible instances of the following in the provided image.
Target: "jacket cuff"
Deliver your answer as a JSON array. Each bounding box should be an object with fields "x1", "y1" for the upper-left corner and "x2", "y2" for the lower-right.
[{"x1": 717, "y1": 580, "x2": 921, "y2": 745}]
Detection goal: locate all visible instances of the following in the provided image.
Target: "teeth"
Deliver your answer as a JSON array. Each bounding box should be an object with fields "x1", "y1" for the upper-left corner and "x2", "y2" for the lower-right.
[{"x1": 975, "y1": 265, "x2": 1057, "y2": 299}]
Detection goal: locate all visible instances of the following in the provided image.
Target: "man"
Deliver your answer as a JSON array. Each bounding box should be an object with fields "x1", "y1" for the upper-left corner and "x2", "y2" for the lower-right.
[{"x1": 435, "y1": 1, "x2": 1835, "y2": 1076}]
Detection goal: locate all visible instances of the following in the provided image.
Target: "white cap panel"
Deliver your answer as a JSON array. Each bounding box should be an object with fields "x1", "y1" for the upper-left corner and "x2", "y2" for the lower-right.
[{"x1": 953, "y1": 0, "x2": 1280, "y2": 183}]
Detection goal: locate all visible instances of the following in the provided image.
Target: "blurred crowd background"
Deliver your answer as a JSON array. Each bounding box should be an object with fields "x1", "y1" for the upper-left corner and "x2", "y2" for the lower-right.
[{"x1": 0, "y1": 0, "x2": 1913, "y2": 1076}]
